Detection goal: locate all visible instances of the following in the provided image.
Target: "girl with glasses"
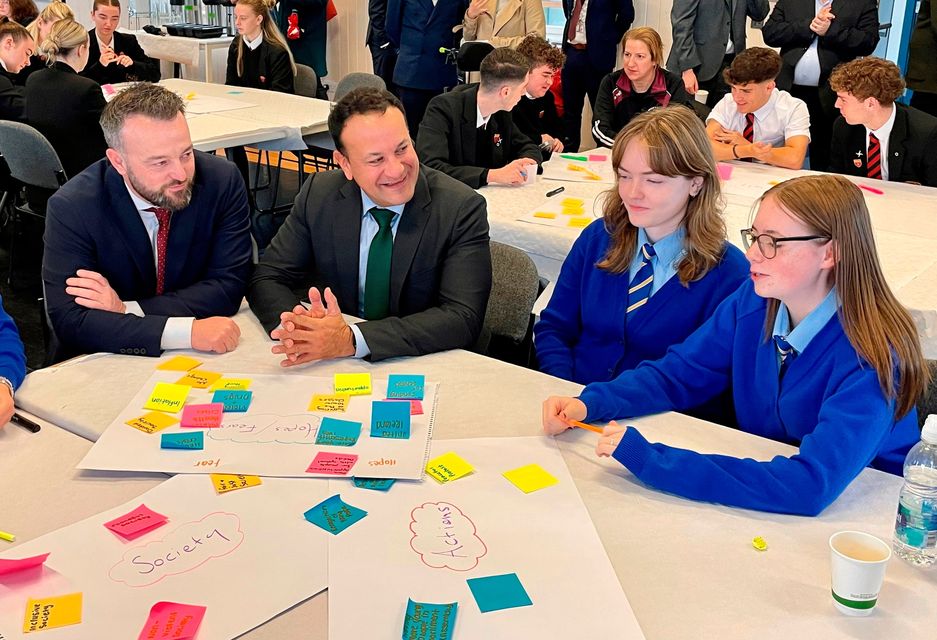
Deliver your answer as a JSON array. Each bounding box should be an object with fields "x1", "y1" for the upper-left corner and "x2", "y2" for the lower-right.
[{"x1": 543, "y1": 173, "x2": 928, "y2": 515}]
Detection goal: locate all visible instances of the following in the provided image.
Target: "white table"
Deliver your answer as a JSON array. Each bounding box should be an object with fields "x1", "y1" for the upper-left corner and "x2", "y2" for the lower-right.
[
  {"x1": 11, "y1": 307, "x2": 937, "y2": 639},
  {"x1": 491, "y1": 158, "x2": 937, "y2": 358},
  {"x1": 135, "y1": 31, "x2": 233, "y2": 84}
]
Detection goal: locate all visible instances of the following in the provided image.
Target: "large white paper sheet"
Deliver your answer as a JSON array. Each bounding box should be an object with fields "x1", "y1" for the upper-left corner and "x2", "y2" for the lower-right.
[
  {"x1": 328, "y1": 437, "x2": 645, "y2": 639},
  {"x1": 541, "y1": 150, "x2": 615, "y2": 184},
  {"x1": 0, "y1": 474, "x2": 330, "y2": 639},
  {"x1": 517, "y1": 193, "x2": 603, "y2": 230},
  {"x1": 78, "y1": 372, "x2": 437, "y2": 479}
]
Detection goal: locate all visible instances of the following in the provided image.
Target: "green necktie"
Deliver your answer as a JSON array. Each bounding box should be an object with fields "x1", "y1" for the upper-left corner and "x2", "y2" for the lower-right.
[{"x1": 363, "y1": 207, "x2": 395, "y2": 320}]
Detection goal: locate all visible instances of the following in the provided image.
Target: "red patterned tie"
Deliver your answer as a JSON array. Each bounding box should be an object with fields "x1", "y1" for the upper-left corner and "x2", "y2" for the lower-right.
[
  {"x1": 147, "y1": 207, "x2": 172, "y2": 295},
  {"x1": 743, "y1": 113, "x2": 755, "y2": 143},
  {"x1": 567, "y1": 0, "x2": 584, "y2": 42},
  {"x1": 867, "y1": 132, "x2": 882, "y2": 180}
]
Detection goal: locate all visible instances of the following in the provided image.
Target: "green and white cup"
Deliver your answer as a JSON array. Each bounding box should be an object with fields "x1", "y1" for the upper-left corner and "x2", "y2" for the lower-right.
[{"x1": 829, "y1": 531, "x2": 891, "y2": 616}]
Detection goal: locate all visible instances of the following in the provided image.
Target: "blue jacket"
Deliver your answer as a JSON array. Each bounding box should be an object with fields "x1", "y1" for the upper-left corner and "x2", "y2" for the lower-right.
[
  {"x1": 562, "y1": 0, "x2": 634, "y2": 71},
  {"x1": 386, "y1": 0, "x2": 470, "y2": 91},
  {"x1": 580, "y1": 280, "x2": 920, "y2": 516},
  {"x1": 0, "y1": 297, "x2": 26, "y2": 389}
]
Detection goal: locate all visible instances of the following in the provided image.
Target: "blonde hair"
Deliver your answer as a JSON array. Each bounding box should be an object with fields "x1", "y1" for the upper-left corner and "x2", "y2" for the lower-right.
[
  {"x1": 37, "y1": 18, "x2": 86, "y2": 65},
  {"x1": 758, "y1": 175, "x2": 928, "y2": 418},
  {"x1": 235, "y1": 0, "x2": 296, "y2": 78},
  {"x1": 620, "y1": 27, "x2": 664, "y2": 65},
  {"x1": 598, "y1": 105, "x2": 727, "y2": 286},
  {"x1": 25, "y1": 0, "x2": 72, "y2": 44}
]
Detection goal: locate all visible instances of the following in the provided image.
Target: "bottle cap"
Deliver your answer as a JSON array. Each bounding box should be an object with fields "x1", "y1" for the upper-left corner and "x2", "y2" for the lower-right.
[{"x1": 923, "y1": 415, "x2": 937, "y2": 445}]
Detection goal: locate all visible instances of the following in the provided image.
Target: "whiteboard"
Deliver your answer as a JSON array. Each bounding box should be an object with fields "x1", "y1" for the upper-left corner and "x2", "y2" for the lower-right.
[{"x1": 78, "y1": 372, "x2": 437, "y2": 479}]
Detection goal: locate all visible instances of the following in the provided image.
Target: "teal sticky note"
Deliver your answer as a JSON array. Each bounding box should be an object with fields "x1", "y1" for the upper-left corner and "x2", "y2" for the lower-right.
[
  {"x1": 402, "y1": 599, "x2": 458, "y2": 640},
  {"x1": 160, "y1": 431, "x2": 204, "y2": 450},
  {"x1": 353, "y1": 477, "x2": 396, "y2": 491},
  {"x1": 315, "y1": 417, "x2": 361, "y2": 447},
  {"x1": 387, "y1": 374, "x2": 425, "y2": 399},
  {"x1": 303, "y1": 494, "x2": 367, "y2": 535},
  {"x1": 466, "y1": 573, "x2": 532, "y2": 613},
  {"x1": 226, "y1": 90, "x2": 244, "y2": 94},
  {"x1": 370, "y1": 400, "x2": 411, "y2": 439},
  {"x1": 212, "y1": 390, "x2": 252, "y2": 412}
]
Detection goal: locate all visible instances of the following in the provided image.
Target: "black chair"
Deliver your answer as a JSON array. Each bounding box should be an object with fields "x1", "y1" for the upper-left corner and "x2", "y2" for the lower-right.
[{"x1": 477, "y1": 241, "x2": 541, "y2": 366}]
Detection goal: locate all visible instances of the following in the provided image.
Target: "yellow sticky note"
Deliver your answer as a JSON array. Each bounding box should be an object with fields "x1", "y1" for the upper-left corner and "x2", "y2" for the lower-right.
[
  {"x1": 532, "y1": 211, "x2": 556, "y2": 220},
  {"x1": 156, "y1": 356, "x2": 202, "y2": 371},
  {"x1": 210, "y1": 474, "x2": 262, "y2": 494},
  {"x1": 502, "y1": 463, "x2": 559, "y2": 493},
  {"x1": 23, "y1": 592, "x2": 82, "y2": 633},
  {"x1": 210, "y1": 378, "x2": 252, "y2": 391},
  {"x1": 426, "y1": 452, "x2": 474, "y2": 484},
  {"x1": 309, "y1": 394, "x2": 350, "y2": 412},
  {"x1": 561, "y1": 197, "x2": 584, "y2": 207},
  {"x1": 568, "y1": 217, "x2": 591, "y2": 228},
  {"x1": 125, "y1": 411, "x2": 179, "y2": 434},
  {"x1": 144, "y1": 382, "x2": 190, "y2": 413},
  {"x1": 175, "y1": 370, "x2": 223, "y2": 389},
  {"x1": 561, "y1": 207, "x2": 585, "y2": 215},
  {"x1": 334, "y1": 373, "x2": 372, "y2": 396},
  {"x1": 752, "y1": 536, "x2": 768, "y2": 551}
]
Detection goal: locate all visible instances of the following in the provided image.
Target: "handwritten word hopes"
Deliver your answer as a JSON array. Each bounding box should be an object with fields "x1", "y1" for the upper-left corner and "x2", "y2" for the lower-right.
[{"x1": 409, "y1": 502, "x2": 487, "y2": 571}]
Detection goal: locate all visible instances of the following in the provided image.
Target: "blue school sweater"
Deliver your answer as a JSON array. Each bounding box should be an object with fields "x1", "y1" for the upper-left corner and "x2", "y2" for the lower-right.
[
  {"x1": 579, "y1": 280, "x2": 920, "y2": 516},
  {"x1": 535, "y1": 220, "x2": 748, "y2": 420}
]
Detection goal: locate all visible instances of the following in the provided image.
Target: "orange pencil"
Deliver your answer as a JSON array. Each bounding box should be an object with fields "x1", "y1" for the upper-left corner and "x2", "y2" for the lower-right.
[{"x1": 569, "y1": 420, "x2": 603, "y2": 434}]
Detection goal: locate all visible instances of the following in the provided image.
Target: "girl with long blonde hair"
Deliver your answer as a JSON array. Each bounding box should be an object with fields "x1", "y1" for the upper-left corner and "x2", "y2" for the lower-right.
[{"x1": 226, "y1": 0, "x2": 295, "y2": 93}]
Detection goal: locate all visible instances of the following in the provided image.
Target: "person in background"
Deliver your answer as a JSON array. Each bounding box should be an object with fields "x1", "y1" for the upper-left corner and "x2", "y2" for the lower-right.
[
  {"x1": 828, "y1": 56, "x2": 937, "y2": 188},
  {"x1": 42, "y1": 84, "x2": 252, "y2": 361},
  {"x1": 417, "y1": 47, "x2": 541, "y2": 188},
  {"x1": 81, "y1": 0, "x2": 159, "y2": 85},
  {"x1": 762, "y1": 0, "x2": 879, "y2": 172},
  {"x1": 16, "y1": 0, "x2": 72, "y2": 85},
  {"x1": 907, "y1": 0, "x2": 937, "y2": 118},
  {"x1": 535, "y1": 106, "x2": 747, "y2": 422},
  {"x1": 9, "y1": 0, "x2": 36, "y2": 26},
  {"x1": 592, "y1": 27, "x2": 695, "y2": 148},
  {"x1": 0, "y1": 295, "x2": 26, "y2": 429},
  {"x1": 0, "y1": 0, "x2": 8, "y2": 19},
  {"x1": 276, "y1": 0, "x2": 328, "y2": 98},
  {"x1": 543, "y1": 174, "x2": 928, "y2": 516},
  {"x1": 0, "y1": 18, "x2": 31, "y2": 121},
  {"x1": 513, "y1": 34, "x2": 565, "y2": 155},
  {"x1": 560, "y1": 0, "x2": 634, "y2": 152},
  {"x1": 462, "y1": 0, "x2": 545, "y2": 48},
  {"x1": 706, "y1": 47, "x2": 810, "y2": 169},
  {"x1": 25, "y1": 20, "x2": 106, "y2": 180},
  {"x1": 366, "y1": 0, "x2": 396, "y2": 92}
]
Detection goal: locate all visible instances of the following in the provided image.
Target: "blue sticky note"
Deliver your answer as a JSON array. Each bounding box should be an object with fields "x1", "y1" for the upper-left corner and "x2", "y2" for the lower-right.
[
  {"x1": 160, "y1": 431, "x2": 204, "y2": 450},
  {"x1": 402, "y1": 599, "x2": 458, "y2": 640},
  {"x1": 212, "y1": 389, "x2": 252, "y2": 412},
  {"x1": 303, "y1": 494, "x2": 367, "y2": 535},
  {"x1": 387, "y1": 374, "x2": 425, "y2": 400},
  {"x1": 315, "y1": 417, "x2": 361, "y2": 446},
  {"x1": 353, "y1": 477, "x2": 396, "y2": 491},
  {"x1": 466, "y1": 573, "x2": 532, "y2": 613},
  {"x1": 370, "y1": 400, "x2": 411, "y2": 439},
  {"x1": 226, "y1": 90, "x2": 244, "y2": 94}
]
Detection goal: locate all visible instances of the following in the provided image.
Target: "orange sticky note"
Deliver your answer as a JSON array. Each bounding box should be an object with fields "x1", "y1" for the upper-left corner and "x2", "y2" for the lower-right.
[
  {"x1": 125, "y1": 411, "x2": 179, "y2": 434},
  {"x1": 533, "y1": 211, "x2": 556, "y2": 219},
  {"x1": 156, "y1": 356, "x2": 202, "y2": 371},
  {"x1": 309, "y1": 394, "x2": 350, "y2": 412},
  {"x1": 210, "y1": 474, "x2": 262, "y2": 494},
  {"x1": 175, "y1": 370, "x2": 223, "y2": 389},
  {"x1": 23, "y1": 592, "x2": 82, "y2": 633}
]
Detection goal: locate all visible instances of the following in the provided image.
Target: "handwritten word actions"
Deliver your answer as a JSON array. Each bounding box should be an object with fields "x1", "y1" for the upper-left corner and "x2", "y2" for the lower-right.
[
  {"x1": 109, "y1": 512, "x2": 244, "y2": 587},
  {"x1": 208, "y1": 414, "x2": 320, "y2": 444},
  {"x1": 409, "y1": 502, "x2": 487, "y2": 571}
]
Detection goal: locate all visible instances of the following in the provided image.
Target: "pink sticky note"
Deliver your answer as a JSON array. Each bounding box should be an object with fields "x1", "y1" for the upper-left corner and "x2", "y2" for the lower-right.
[
  {"x1": 717, "y1": 162, "x2": 733, "y2": 180},
  {"x1": 102, "y1": 84, "x2": 116, "y2": 95},
  {"x1": 587, "y1": 154, "x2": 606, "y2": 162},
  {"x1": 180, "y1": 402, "x2": 224, "y2": 428},
  {"x1": 104, "y1": 504, "x2": 168, "y2": 540},
  {"x1": 137, "y1": 601, "x2": 206, "y2": 640},
  {"x1": 306, "y1": 452, "x2": 358, "y2": 475},
  {"x1": 385, "y1": 398, "x2": 423, "y2": 416},
  {"x1": 0, "y1": 553, "x2": 49, "y2": 577}
]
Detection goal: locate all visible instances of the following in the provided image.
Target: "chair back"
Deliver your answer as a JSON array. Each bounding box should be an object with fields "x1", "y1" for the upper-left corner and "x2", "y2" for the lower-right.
[
  {"x1": 0, "y1": 121, "x2": 66, "y2": 190},
  {"x1": 458, "y1": 41, "x2": 495, "y2": 72},
  {"x1": 917, "y1": 360, "x2": 937, "y2": 429},
  {"x1": 295, "y1": 64, "x2": 318, "y2": 98},
  {"x1": 334, "y1": 72, "x2": 386, "y2": 101},
  {"x1": 484, "y1": 241, "x2": 540, "y2": 343}
]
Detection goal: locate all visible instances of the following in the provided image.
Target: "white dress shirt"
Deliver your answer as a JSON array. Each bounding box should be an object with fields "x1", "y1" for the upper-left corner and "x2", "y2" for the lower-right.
[
  {"x1": 568, "y1": 0, "x2": 589, "y2": 45},
  {"x1": 708, "y1": 88, "x2": 812, "y2": 152}
]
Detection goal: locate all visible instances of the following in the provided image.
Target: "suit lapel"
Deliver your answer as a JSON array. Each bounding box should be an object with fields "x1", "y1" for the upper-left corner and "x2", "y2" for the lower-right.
[
  {"x1": 332, "y1": 178, "x2": 363, "y2": 311},
  {"x1": 389, "y1": 170, "x2": 432, "y2": 312},
  {"x1": 104, "y1": 168, "x2": 159, "y2": 290},
  {"x1": 888, "y1": 105, "x2": 908, "y2": 182},
  {"x1": 462, "y1": 87, "x2": 479, "y2": 166},
  {"x1": 850, "y1": 125, "x2": 868, "y2": 175}
]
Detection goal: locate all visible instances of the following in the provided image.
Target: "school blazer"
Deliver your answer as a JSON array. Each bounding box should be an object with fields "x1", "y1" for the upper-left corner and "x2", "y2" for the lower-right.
[
  {"x1": 81, "y1": 30, "x2": 161, "y2": 85},
  {"x1": 561, "y1": 0, "x2": 634, "y2": 71},
  {"x1": 225, "y1": 39, "x2": 295, "y2": 94}
]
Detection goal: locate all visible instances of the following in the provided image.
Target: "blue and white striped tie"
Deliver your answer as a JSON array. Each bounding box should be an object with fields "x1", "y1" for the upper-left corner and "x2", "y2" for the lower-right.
[
  {"x1": 774, "y1": 335, "x2": 795, "y2": 377},
  {"x1": 626, "y1": 243, "x2": 656, "y2": 316}
]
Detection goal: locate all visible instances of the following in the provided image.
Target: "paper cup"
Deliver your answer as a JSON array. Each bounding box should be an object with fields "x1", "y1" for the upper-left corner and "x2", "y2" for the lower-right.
[
  {"x1": 829, "y1": 531, "x2": 891, "y2": 616},
  {"x1": 694, "y1": 89, "x2": 709, "y2": 105},
  {"x1": 522, "y1": 165, "x2": 537, "y2": 185}
]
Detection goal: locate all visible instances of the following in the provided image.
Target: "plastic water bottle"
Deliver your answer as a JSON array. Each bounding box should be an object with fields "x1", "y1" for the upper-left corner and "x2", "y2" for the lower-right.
[{"x1": 893, "y1": 414, "x2": 937, "y2": 568}]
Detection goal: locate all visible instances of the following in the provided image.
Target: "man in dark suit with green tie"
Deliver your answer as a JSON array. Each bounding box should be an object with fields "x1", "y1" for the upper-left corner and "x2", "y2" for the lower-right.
[{"x1": 247, "y1": 87, "x2": 492, "y2": 365}]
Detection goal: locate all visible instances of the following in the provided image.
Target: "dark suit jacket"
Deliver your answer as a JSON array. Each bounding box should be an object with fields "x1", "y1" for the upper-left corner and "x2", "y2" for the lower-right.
[
  {"x1": 561, "y1": 0, "x2": 634, "y2": 72},
  {"x1": 42, "y1": 152, "x2": 253, "y2": 360},
  {"x1": 0, "y1": 68, "x2": 25, "y2": 122},
  {"x1": 512, "y1": 91, "x2": 563, "y2": 142},
  {"x1": 225, "y1": 38, "x2": 295, "y2": 93},
  {"x1": 667, "y1": 0, "x2": 770, "y2": 81},
  {"x1": 762, "y1": 0, "x2": 879, "y2": 90},
  {"x1": 385, "y1": 0, "x2": 469, "y2": 91},
  {"x1": 367, "y1": 0, "x2": 391, "y2": 47},
  {"x1": 25, "y1": 62, "x2": 108, "y2": 179},
  {"x1": 829, "y1": 104, "x2": 937, "y2": 188},
  {"x1": 416, "y1": 83, "x2": 542, "y2": 189},
  {"x1": 275, "y1": 0, "x2": 329, "y2": 78},
  {"x1": 248, "y1": 166, "x2": 492, "y2": 361},
  {"x1": 81, "y1": 30, "x2": 161, "y2": 85}
]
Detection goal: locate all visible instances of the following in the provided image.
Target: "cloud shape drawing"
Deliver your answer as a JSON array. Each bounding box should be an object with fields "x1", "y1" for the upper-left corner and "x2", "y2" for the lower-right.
[{"x1": 409, "y1": 502, "x2": 487, "y2": 571}]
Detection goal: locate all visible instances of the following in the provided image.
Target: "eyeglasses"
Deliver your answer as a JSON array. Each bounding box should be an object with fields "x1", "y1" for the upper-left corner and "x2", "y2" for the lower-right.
[{"x1": 740, "y1": 228, "x2": 830, "y2": 259}]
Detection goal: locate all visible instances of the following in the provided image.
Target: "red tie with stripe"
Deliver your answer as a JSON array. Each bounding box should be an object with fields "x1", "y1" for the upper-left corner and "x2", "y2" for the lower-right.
[
  {"x1": 147, "y1": 207, "x2": 172, "y2": 295},
  {"x1": 743, "y1": 113, "x2": 755, "y2": 143},
  {"x1": 867, "y1": 132, "x2": 882, "y2": 180}
]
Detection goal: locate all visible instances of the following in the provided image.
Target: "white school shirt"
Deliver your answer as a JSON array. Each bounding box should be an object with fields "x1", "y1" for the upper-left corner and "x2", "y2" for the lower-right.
[
  {"x1": 708, "y1": 88, "x2": 812, "y2": 151},
  {"x1": 568, "y1": 0, "x2": 589, "y2": 45}
]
